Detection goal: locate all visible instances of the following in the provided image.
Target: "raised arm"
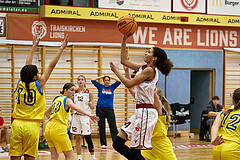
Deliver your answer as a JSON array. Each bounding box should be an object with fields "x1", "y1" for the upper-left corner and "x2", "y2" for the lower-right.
[
  {"x1": 91, "y1": 75, "x2": 105, "y2": 81},
  {"x1": 211, "y1": 113, "x2": 225, "y2": 145},
  {"x1": 121, "y1": 35, "x2": 142, "y2": 71},
  {"x1": 66, "y1": 99, "x2": 99, "y2": 122},
  {"x1": 25, "y1": 35, "x2": 40, "y2": 65},
  {"x1": 110, "y1": 61, "x2": 153, "y2": 88},
  {"x1": 38, "y1": 35, "x2": 69, "y2": 88},
  {"x1": 109, "y1": 76, "x2": 121, "y2": 82}
]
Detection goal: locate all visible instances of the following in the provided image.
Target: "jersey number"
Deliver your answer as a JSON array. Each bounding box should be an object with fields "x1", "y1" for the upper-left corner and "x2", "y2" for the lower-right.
[
  {"x1": 221, "y1": 113, "x2": 240, "y2": 131},
  {"x1": 16, "y1": 88, "x2": 36, "y2": 106},
  {"x1": 226, "y1": 114, "x2": 240, "y2": 131},
  {"x1": 51, "y1": 101, "x2": 62, "y2": 115}
]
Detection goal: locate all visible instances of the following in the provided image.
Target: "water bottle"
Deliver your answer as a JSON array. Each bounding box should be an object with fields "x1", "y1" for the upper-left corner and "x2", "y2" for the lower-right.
[{"x1": 206, "y1": 131, "x2": 211, "y2": 142}]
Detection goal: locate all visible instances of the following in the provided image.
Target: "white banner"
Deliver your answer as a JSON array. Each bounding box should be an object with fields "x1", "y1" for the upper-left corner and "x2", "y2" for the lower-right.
[
  {"x1": 208, "y1": 0, "x2": 240, "y2": 15},
  {"x1": 173, "y1": 0, "x2": 206, "y2": 13},
  {"x1": 98, "y1": 0, "x2": 171, "y2": 12}
]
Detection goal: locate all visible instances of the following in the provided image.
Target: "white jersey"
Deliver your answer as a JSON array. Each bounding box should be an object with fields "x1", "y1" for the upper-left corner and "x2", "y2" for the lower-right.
[
  {"x1": 73, "y1": 89, "x2": 91, "y2": 115},
  {"x1": 135, "y1": 65, "x2": 159, "y2": 104}
]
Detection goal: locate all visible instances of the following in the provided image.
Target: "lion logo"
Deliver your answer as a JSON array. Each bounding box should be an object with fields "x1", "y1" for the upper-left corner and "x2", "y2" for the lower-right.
[
  {"x1": 181, "y1": 0, "x2": 198, "y2": 10},
  {"x1": 32, "y1": 21, "x2": 47, "y2": 39}
]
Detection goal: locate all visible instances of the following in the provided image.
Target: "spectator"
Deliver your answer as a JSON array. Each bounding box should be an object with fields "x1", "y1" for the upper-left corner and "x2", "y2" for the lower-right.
[
  {"x1": 91, "y1": 75, "x2": 121, "y2": 149},
  {"x1": 206, "y1": 96, "x2": 223, "y2": 126},
  {"x1": 0, "y1": 107, "x2": 10, "y2": 152}
]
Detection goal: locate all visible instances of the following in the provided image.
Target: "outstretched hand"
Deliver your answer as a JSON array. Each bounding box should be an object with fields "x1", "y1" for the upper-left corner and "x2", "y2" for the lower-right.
[
  {"x1": 109, "y1": 62, "x2": 119, "y2": 73},
  {"x1": 211, "y1": 135, "x2": 225, "y2": 146},
  {"x1": 61, "y1": 34, "x2": 69, "y2": 50},
  {"x1": 32, "y1": 34, "x2": 40, "y2": 47},
  {"x1": 90, "y1": 115, "x2": 100, "y2": 122},
  {"x1": 122, "y1": 34, "x2": 131, "y2": 41}
]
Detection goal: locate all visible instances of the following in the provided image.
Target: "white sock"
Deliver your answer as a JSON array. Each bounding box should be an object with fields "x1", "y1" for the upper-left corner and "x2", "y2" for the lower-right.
[
  {"x1": 91, "y1": 154, "x2": 96, "y2": 159},
  {"x1": 7, "y1": 144, "x2": 10, "y2": 148},
  {"x1": 77, "y1": 155, "x2": 82, "y2": 160}
]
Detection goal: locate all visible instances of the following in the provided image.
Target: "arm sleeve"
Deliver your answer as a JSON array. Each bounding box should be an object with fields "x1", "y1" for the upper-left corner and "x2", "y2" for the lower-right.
[
  {"x1": 111, "y1": 81, "x2": 121, "y2": 90},
  {"x1": 91, "y1": 80, "x2": 101, "y2": 89}
]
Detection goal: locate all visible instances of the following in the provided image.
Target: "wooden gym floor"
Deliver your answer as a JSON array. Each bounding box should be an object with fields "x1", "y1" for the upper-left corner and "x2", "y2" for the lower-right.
[{"x1": 0, "y1": 134, "x2": 213, "y2": 160}]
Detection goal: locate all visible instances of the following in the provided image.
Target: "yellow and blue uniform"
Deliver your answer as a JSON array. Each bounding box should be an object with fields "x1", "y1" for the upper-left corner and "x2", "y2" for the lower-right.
[
  {"x1": 141, "y1": 107, "x2": 177, "y2": 160},
  {"x1": 44, "y1": 95, "x2": 72, "y2": 153},
  {"x1": 212, "y1": 109, "x2": 240, "y2": 160},
  {"x1": 9, "y1": 80, "x2": 45, "y2": 157}
]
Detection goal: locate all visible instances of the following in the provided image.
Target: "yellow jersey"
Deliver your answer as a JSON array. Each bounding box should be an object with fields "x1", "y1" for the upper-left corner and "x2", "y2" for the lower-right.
[
  {"x1": 13, "y1": 80, "x2": 45, "y2": 121},
  {"x1": 49, "y1": 95, "x2": 70, "y2": 125},
  {"x1": 152, "y1": 107, "x2": 168, "y2": 138},
  {"x1": 219, "y1": 109, "x2": 240, "y2": 144}
]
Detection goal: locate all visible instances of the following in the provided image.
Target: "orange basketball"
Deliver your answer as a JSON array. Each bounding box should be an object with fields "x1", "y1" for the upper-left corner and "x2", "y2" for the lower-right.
[{"x1": 117, "y1": 15, "x2": 137, "y2": 36}]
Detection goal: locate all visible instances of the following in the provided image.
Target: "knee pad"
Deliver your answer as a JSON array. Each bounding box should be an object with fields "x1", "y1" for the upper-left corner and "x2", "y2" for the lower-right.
[{"x1": 84, "y1": 135, "x2": 94, "y2": 152}]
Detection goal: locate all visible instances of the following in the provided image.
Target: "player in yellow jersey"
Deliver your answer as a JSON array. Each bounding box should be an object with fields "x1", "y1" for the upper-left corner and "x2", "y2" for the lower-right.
[
  {"x1": 10, "y1": 35, "x2": 69, "y2": 160},
  {"x1": 44, "y1": 83, "x2": 99, "y2": 160},
  {"x1": 141, "y1": 87, "x2": 177, "y2": 160},
  {"x1": 123, "y1": 65, "x2": 177, "y2": 160},
  {"x1": 211, "y1": 88, "x2": 240, "y2": 160}
]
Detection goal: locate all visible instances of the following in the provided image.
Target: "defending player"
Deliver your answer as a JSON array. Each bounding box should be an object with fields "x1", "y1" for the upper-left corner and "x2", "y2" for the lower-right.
[
  {"x1": 211, "y1": 88, "x2": 240, "y2": 160},
  {"x1": 9, "y1": 35, "x2": 68, "y2": 160},
  {"x1": 44, "y1": 83, "x2": 99, "y2": 160}
]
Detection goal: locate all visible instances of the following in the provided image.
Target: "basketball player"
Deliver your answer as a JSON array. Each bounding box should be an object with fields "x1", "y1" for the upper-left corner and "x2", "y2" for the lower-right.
[
  {"x1": 70, "y1": 75, "x2": 96, "y2": 160},
  {"x1": 124, "y1": 66, "x2": 177, "y2": 160},
  {"x1": 211, "y1": 88, "x2": 240, "y2": 160},
  {"x1": 110, "y1": 35, "x2": 173, "y2": 160},
  {"x1": 9, "y1": 35, "x2": 68, "y2": 160},
  {"x1": 44, "y1": 83, "x2": 99, "y2": 160}
]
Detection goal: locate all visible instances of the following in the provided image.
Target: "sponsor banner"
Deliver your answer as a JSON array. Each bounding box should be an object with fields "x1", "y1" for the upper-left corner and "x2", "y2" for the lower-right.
[
  {"x1": 0, "y1": 17, "x2": 5, "y2": 36},
  {"x1": 0, "y1": 0, "x2": 38, "y2": 13},
  {"x1": 7, "y1": 14, "x2": 240, "y2": 49},
  {"x1": 208, "y1": 0, "x2": 240, "y2": 15},
  {"x1": 39, "y1": 5, "x2": 240, "y2": 27},
  {"x1": 0, "y1": 6, "x2": 38, "y2": 13},
  {"x1": 173, "y1": 0, "x2": 206, "y2": 13},
  {"x1": 98, "y1": 0, "x2": 171, "y2": 12}
]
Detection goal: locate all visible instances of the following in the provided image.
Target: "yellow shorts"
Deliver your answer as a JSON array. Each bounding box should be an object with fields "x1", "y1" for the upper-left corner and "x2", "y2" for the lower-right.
[
  {"x1": 141, "y1": 137, "x2": 177, "y2": 160},
  {"x1": 212, "y1": 142, "x2": 240, "y2": 160},
  {"x1": 9, "y1": 119, "x2": 40, "y2": 157},
  {"x1": 44, "y1": 120, "x2": 72, "y2": 154}
]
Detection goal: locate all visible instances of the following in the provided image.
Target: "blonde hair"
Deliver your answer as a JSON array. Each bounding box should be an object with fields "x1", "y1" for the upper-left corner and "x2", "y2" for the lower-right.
[{"x1": 156, "y1": 87, "x2": 171, "y2": 126}]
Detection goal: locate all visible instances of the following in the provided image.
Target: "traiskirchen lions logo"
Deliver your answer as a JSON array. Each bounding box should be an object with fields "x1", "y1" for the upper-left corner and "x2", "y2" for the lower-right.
[
  {"x1": 32, "y1": 21, "x2": 47, "y2": 39},
  {"x1": 181, "y1": 0, "x2": 198, "y2": 10}
]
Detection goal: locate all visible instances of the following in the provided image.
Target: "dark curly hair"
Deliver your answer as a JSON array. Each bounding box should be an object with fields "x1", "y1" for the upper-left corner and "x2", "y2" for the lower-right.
[{"x1": 153, "y1": 47, "x2": 173, "y2": 76}]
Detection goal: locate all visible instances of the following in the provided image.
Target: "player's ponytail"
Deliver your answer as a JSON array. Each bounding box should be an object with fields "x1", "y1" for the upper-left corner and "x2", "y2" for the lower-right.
[
  {"x1": 156, "y1": 87, "x2": 172, "y2": 126},
  {"x1": 224, "y1": 88, "x2": 240, "y2": 114},
  {"x1": 153, "y1": 47, "x2": 173, "y2": 76},
  {"x1": 20, "y1": 65, "x2": 38, "y2": 101},
  {"x1": 161, "y1": 96, "x2": 171, "y2": 126}
]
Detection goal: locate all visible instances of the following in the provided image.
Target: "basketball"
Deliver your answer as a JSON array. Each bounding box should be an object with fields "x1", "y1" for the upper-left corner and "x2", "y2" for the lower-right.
[{"x1": 117, "y1": 15, "x2": 137, "y2": 36}]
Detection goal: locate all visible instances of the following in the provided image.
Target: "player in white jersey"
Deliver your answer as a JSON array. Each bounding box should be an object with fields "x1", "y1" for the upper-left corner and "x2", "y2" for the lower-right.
[
  {"x1": 70, "y1": 75, "x2": 96, "y2": 160},
  {"x1": 110, "y1": 35, "x2": 173, "y2": 160}
]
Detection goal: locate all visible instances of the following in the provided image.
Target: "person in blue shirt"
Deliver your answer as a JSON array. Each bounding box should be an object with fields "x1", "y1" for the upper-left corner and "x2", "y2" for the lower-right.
[{"x1": 91, "y1": 75, "x2": 121, "y2": 149}]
